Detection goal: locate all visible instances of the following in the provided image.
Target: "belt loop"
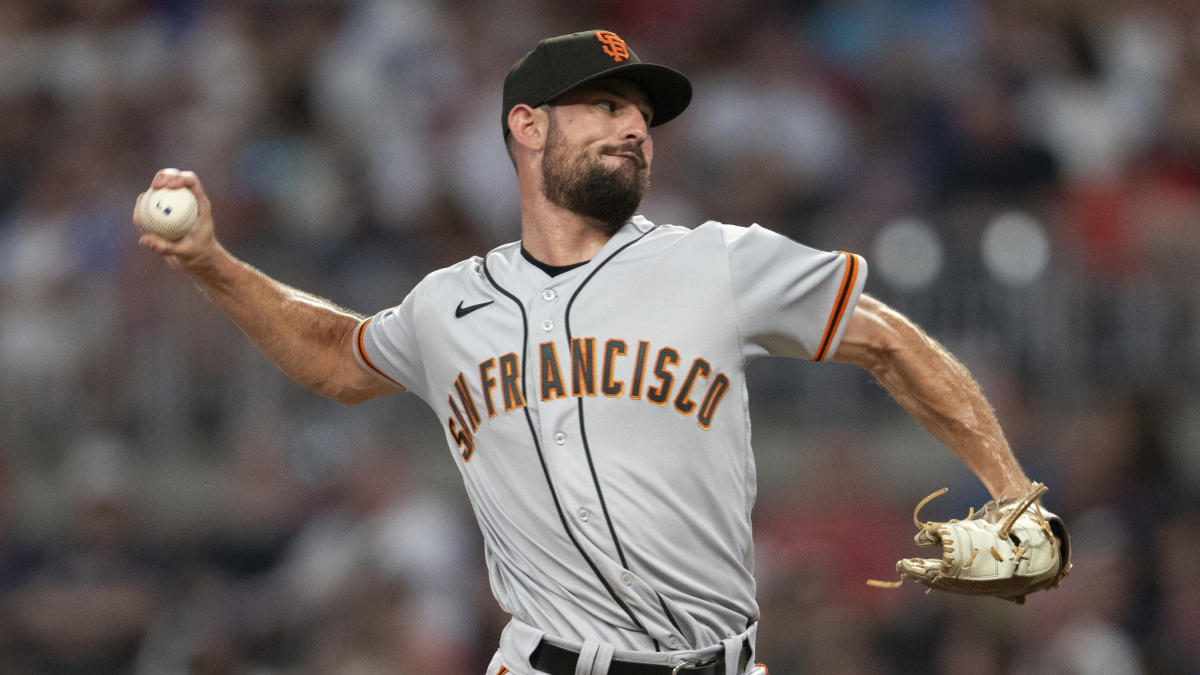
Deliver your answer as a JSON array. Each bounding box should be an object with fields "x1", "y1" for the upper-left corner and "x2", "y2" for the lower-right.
[
  {"x1": 573, "y1": 639, "x2": 614, "y2": 675},
  {"x1": 720, "y1": 636, "x2": 741, "y2": 675},
  {"x1": 594, "y1": 641, "x2": 614, "y2": 674}
]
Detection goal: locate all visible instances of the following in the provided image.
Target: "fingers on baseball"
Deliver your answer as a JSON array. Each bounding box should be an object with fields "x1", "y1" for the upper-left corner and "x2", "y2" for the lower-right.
[
  {"x1": 138, "y1": 232, "x2": 179, "y2": 254},
  {"x1": 149, "y1": 168, "x2": 210, "y2": 223},
  {"x1": 137, "y1": 168, "x2": 211, "y2": 246},
  {"x1": 153, "y1": 168, "x2": 207, "y2": 201}
]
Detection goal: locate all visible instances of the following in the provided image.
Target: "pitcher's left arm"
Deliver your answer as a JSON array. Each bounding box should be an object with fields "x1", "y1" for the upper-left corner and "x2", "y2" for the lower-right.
[{"x1": 832, "y1": 294, "x2": 1031, "y2": 500}]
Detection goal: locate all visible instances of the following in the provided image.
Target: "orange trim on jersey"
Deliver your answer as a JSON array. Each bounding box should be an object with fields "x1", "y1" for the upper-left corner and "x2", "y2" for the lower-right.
[
  {"x1": 496, "y1": 667, "x2": 509, "y2": 675},
  {"x1": 755, "y1": 664, "x2": 768, "y2": 674},
  {"x1": 355, "y1": 317, "x2": 401, "y2": 385},
  {"x1": 813, "y1": 252, "x2": 859, "y2": 362}
]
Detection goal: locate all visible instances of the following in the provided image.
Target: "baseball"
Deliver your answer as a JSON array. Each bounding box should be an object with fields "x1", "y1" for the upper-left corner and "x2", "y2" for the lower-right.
[{"x1": 139, "y1": 187, "x2": 198, "y2": 240}]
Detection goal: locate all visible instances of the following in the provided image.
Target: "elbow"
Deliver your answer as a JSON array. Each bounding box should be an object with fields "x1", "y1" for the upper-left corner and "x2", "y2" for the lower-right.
[
  {"x1": 328, "y1": 389, "x2": 373, "y2": 406},
  {"x1": 317, "y1": 329, "x2": 398, "y2": 404},
  {"x1": 834, "y1": 295, "x2": 904, "y2": 376},
  {"x1": 316, "y1": 362, "x2": 399, "y2": 405},
  {"x1": 297, "y1": 380, "x2": 361, "y2": 405},
  {"x1": 320, "y1": 379, "x2": 385, "y2": 406},
  {"x1": 852, "y1": 338, "x2": 905, "y2": 390},
  {"x1": 858, "y1": 344, "x2": 897, "y2": 381}
]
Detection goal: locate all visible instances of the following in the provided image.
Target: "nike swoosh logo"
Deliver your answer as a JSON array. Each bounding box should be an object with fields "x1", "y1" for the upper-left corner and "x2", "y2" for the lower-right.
[{"x1": 455, "y1": 300, "x2": 494, "y2": 318}]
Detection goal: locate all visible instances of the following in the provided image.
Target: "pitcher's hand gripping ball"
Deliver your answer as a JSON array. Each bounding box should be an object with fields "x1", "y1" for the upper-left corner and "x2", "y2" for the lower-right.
[
  {"x1": 139, "y1": 187, "x2": 198, "y2": 241},
  {"x1": 871, "y1": 482, "x2": 1071, "y2": 604}
]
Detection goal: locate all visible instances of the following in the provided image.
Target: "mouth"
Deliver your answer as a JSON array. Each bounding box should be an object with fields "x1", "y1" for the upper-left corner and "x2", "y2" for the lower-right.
[
  {"x1": 602, "y1": 149, "x2": 646, "y2": 169},
  {"x1": 604, "y1": 149, "x2": 643, "y2": 168}
]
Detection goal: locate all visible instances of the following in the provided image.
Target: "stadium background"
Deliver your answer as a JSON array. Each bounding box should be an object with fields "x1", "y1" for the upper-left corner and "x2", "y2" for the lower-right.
[{"x1": 1, "y1": 0, "x2": 1197, "y2": 672}]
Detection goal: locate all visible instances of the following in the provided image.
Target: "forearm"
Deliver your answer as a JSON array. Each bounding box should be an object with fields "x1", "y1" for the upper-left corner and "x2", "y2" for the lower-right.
[
  {"x1": 134, "y1": 169, "x2": 397, "y2": 404},
  {"x1": 185, "y1": 244, "x2": 367, "y2": 400},
  {"x1": 836, "y1": 296, "x2": 1030, "y2": 500},
  {"x1": 877, "y1": 324, "x2": 1029, "y2": 500}
]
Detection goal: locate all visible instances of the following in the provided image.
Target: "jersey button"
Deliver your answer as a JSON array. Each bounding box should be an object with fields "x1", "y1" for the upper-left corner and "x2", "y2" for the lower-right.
[
  {"x1": 554, "y1": 432, "x2": 566, "y2": 445},
  {"x1": 667, "y1": 636, "x2": 683, "y2": 650},
  {"x1": 577, "y1": 508, "x2": 591, "y2": 523},
  {"x1": 620, "y1": 572, "x2": 634, "y2": 586},
  {"x1": 542, "y1": 289, "x2": 557, "y2": 301},
  {"x1": 541, "y1": 319, "x2": 553, "y2": 332}
]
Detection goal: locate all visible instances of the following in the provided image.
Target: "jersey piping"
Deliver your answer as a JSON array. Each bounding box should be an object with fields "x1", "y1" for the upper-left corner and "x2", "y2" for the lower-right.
[
  {"x1": 355, "y1": 316, "x2": 401, "y2": 385},
  {"x1": 562, "y1": 224, "x2": 690, "y2": 642},
  {"x1": 482, "y1": 250, "x2": 661, "y2": 651},
  {"x1": 812, "y1": 251, "x2": 860, "y2": 361}
]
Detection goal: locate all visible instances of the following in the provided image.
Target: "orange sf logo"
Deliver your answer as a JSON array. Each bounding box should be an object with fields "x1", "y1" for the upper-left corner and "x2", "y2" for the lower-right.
[{"x1": 595, "y1": 31, "x2": 630, "y2": 63}]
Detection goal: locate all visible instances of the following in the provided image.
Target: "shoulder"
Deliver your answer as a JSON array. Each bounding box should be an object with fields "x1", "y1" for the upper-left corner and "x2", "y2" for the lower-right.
[
  {"x1": 409, "y1": 242, "x2": 519, "y2": 301},
  {"x1": 635, "y1": 220, "x2": 852, "y2": 270},
  {"x1": 414, "y1": 257, "x2": 480, "y2": 291},
  {"x1": 614, "y1": 219, "x2": 795, "y2": 267},
  {"x1": 639, "y1": 218, "x2": 783, "y2": 245},
  {"x1": 627, "y1": 216, "x2": 735, "y2": 248},
  {"x1": 425, "y1": 241, "x2": 521, "y2": 282}
]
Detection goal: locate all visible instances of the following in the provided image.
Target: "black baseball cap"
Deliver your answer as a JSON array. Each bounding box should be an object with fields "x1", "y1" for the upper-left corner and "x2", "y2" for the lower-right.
[{"x1": 502, "y1": 30, "x2": 692, "y2": 136}]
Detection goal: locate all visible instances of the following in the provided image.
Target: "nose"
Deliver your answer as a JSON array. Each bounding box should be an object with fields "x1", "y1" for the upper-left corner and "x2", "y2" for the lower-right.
[{"x1": 620, "y1": 109, "x2": 649, "y2": 143}]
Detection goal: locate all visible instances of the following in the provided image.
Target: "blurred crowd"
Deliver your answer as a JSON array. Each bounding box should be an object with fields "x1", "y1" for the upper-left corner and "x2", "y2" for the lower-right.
[{"x1": 1, "y1": 0, "x2": 1198, "y2": 673}]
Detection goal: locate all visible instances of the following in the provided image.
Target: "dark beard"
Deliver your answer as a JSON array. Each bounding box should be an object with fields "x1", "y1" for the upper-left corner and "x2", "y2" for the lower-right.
[{"x1": 541, "y1": 116, "x2": 649, "y2": 234}]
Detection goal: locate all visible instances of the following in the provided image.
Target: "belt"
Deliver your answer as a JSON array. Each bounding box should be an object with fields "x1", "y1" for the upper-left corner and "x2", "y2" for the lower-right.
[{"x1": 530, "y1": 639, "x2": 751, "y2": 675}]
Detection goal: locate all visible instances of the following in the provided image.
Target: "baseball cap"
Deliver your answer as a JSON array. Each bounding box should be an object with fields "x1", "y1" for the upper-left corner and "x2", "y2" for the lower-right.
[{"x1": 502, "y1": 30, "x2": 692, "y2": 136}]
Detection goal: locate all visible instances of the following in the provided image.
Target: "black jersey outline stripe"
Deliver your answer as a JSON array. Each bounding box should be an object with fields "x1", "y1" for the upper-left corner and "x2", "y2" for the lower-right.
[
  {"x1": 355, "y1": 317, "x2": 402, "y2": 386},
  {"x1": 562, "y1": 224, "x2": 690, "y2": 642},
  {"x1": 481, "y1": 251, "x2": 659, "y2": 651},
  {"x1": 813, "y1": 251, "x2": 859, "y2": 361},
  {"x1": 565, "y1": 228, "x2": 653, "y2": 572}
]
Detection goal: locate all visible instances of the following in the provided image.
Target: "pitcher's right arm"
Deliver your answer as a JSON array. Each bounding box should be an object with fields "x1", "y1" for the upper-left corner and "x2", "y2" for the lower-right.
[{"x1": 133, "y1": 169, "x2": 402, "y2": 404}]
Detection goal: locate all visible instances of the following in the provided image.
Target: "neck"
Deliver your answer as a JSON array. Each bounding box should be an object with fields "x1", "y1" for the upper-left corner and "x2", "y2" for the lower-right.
[{"x1": 519, "y1": 185, "x2": 616, "y2": 267}]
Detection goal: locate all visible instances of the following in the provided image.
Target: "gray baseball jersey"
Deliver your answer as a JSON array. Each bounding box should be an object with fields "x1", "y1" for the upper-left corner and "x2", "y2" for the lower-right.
[{"x1": 354, "y1": 215, "x2": 866, "y2": 653}]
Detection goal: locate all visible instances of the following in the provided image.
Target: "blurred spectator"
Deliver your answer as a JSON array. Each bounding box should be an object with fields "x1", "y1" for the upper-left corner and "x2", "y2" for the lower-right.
[
  {"x1": 271, "y1": 436, "x2": 479, "y2": 672},
  {"x1": 0, "y1": 454, "x2": 44, "y2": 673},
  {"x1": 1016, "y1": 508, "x2": 1145, "y2": 675},
  {"x1": 1151, "y1": 511, "x2": 1200, "y2": 673},
  {"x1": 5, "y1": 433, "x2": 164, "y2": 675}
]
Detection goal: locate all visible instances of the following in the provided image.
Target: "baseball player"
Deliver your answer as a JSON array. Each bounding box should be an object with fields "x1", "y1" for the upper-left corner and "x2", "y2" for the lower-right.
[{"x1": 134, "y1": 30, "x2": 1066, "y2": 675}]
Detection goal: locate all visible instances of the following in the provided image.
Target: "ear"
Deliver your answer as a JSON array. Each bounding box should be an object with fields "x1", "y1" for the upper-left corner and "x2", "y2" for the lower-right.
[{"x1": 507, "y1": 104, "x2": 547, "y2": 152}]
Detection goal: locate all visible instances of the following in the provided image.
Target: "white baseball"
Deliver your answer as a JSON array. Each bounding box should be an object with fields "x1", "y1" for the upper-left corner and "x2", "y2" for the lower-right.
[{"x1": 140, "y1": 187, "x2": 199, "y2": 241}]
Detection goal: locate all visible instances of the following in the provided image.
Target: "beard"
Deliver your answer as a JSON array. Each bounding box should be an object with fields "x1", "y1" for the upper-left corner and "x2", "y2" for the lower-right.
[{"x1": 541, "y1": 115, "x2": 650, "y2": 235}]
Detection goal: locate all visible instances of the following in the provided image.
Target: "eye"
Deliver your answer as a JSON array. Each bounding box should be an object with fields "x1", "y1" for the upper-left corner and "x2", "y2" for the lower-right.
[{"x1": 596, "y1": 100, "x2": 618, "y2": 113}]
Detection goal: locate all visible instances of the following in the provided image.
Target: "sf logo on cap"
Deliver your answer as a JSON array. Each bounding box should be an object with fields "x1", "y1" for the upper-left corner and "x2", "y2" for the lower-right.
[{"x1": 595, "y1": 31, "x2": 630, "y2": 63}]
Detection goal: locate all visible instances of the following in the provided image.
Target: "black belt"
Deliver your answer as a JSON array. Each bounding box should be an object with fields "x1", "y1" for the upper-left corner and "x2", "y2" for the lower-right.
[{"x1": 530, "y1": 639, "x2": 751, "y2": 675}]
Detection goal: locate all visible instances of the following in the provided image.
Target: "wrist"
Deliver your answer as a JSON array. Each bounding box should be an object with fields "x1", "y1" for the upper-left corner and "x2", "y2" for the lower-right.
[
  {"x1": 182, "y1": 241, "x2": 240, "y2": 291},
  {"x1": 997, "y1": 479, "x2": 1040, "y2": 504}
]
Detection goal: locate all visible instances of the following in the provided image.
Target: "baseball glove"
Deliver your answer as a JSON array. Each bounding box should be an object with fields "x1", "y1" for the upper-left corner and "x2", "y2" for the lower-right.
[{"x1": 869, "y1": 482, "x2": 1071, "y2": 604}]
